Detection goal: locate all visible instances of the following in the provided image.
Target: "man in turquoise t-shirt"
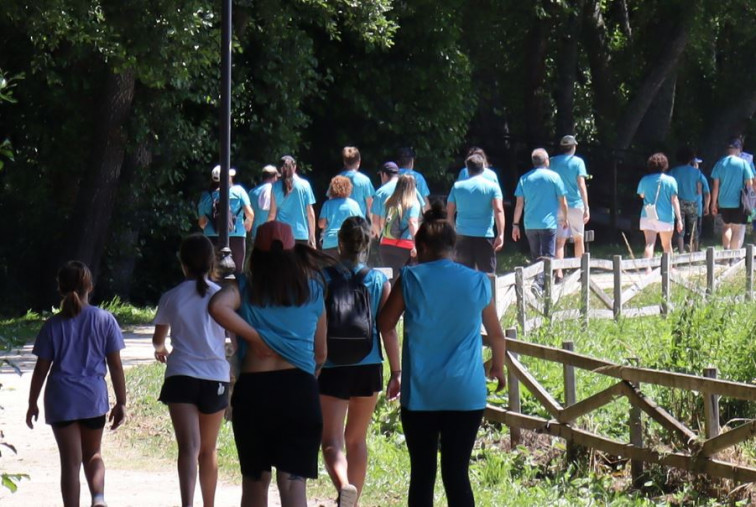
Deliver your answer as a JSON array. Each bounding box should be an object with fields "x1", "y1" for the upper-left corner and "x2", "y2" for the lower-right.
[
  {"x1": 512, "y1": 149, "x2": 568, "y2": 266},
  {"x1": 550, "y1": 135, "x2": 590, "y2": 276},
  {"x1": 711, "y1": 138, "x2": 754, "y2": 250},
  {"x1": 456, "y1": 146, "x2": 500, "y2": 185},
  {"x1": 396, "y1": 147, "x2": 431, "y2": 209},
  {"x1": 446, "y1": 154, "x2": 505, "y2": 273},
  {"x1": 248, "y1": 164, "x2": 279, "y2": 241},
  {"x1": 669, "y1": 147, "x2": 704, "y2": 253},
  {"x1": 338, "y1": 146, "x2": 375, "y2": 217}
]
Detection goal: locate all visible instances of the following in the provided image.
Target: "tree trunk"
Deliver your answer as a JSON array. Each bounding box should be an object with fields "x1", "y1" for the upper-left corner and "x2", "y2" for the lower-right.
[
  {"x1": 60, "y1": 68, "x2": 136, "y2": 284},
  {"x1": 635, "y1": 72, "x2": 677, "y2": 149},
  {"x1": 582, "y1": 0, "x2": 618, "y2": 146},
  {"x1": 523, "y1": 9, "x2": 550, "y2": 145},
  {"x1": 555, "y1": 1, "x2": 584, "y2": 139}
]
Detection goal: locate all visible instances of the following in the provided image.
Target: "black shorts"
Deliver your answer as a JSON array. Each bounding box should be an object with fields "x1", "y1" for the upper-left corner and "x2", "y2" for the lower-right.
[
  {"x1": 51, "y1": 414, "x2": 106, "y2": 430},
  {"x1": 231, "y1": 369, "x2": 322, "y2": 479},
  {"x1": 455, "y1": 235, "x2": 496, "y2": 273},
  {"x1": 159, "y1": 375, "x2": 230, "y2": 414},
  {"x1": 719, "y1": 207, "x2": 748, "y2": 225},
  {"x1": 318, "y1": 363, "x2": 383, "y2": 400}
]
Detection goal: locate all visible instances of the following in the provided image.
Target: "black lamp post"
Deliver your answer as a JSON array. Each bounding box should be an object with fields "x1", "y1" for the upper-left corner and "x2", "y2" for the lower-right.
[{"x1": 217, "y1": 0, "x2": 235, "y2": 277}]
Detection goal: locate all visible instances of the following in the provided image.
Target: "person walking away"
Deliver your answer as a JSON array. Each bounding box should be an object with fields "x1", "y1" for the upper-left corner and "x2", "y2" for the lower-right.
[
  {"x1": 370, "y1": 162, "x2": 425, "y2": 239},
  {"x1": 319, "y1": 217, "x2": 400, "y2": 507},
  {"x1": 319, "y1": 176, "x2": 363, "y2": 257},
  {"x1": 711, "y1": 138, "x2": 755, "y2": 250},
  {"x1": 512, "y1": 148, "x2": 568, "y2": 290},
  {"x1": 669, "y1": 147, "x2": 704, "y2": 253},
  {"x1": 396, "y1": 147, "x2": 431, "y2": 210},
  {"x1": 378, "y1": 175, "x2": 421, "y2": 281},
  {"x1": 249, "y1": 165, "x2": 280, "y2": 243},
  {"x1": 637, "y1": 153, "x2": 683, "y2": 260},
  {"x1": 446, "y1": 153, "x2": 505, "y2": 273},
  {"x1": 208, "y1": 221, "x2": 333, "y2": 507},
  {"x1": 269, "y1": 155, "x2": 317, "y2": 248},
  {"x1": 26, "y1": 261, "x2": 127, "y2": 507},
  {"x1": 456, "y1": 147, "x2": 500, "y2": 184},
  {"x1": 378, "y1": 203, "x2": 506, "y2": 507},
  {"x1": 152, "y1": 234, "x2": 231, "y2": 507},
  {"x1": 198, "y1": 165, "x2": 255, "y2": 271},
  {"x1": 550, "y1": 135, "x2": 590, "y2": 281},
  {"x1": 339, "y1": 146, "x2": 375, "y2": 218}
]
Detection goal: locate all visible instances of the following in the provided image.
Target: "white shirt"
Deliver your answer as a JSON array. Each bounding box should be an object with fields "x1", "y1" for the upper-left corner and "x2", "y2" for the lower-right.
[{"x1": 154, "y1": 280, "x2": 230, "y2": 382}]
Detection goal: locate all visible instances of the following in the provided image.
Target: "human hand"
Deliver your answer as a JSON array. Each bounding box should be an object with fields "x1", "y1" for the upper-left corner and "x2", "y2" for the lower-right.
[
  {"x1": 386, "y1": 372, "x2": 401, "y2": 400},
  {"x1": 493, "y1": 235, "x2": 504, "y2": 252},
  {"x1": 109, "y1": 403, "x2": 126, "y2": 430},
  {"x1": 511, "y1": 225, "x2": 520, "y2": 242},
  {"x1": 309, "y1": 236, "x2": 316, "y2": 248},
  {"x1": 26, "y1": 404, "x2": 39, "y2": 429},
  {"x1": 154, "y1": 344, "x2": 169, "y2": 363},
  {"x1": 711, "y1": 204, "x2": 718, "y2": 216},
  {"x1": 583, "y1": 208, "x2": 590, "y2": 224},
  {"x1": 488, "y1": 364, "x2": 506, "y2": 392},
  {"x1": 676, "y1": 219, "x2": 683, "y2": 233}
]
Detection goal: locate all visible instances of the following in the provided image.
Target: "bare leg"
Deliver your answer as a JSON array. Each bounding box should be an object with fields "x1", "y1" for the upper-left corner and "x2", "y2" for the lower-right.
[
  {"x1": 659, "y1": 231, "x2": 674, "y2": 255},
  {"x1": 344, "y1": 394, "x2": 380, "y2": 499},
  {"x1": 241, "y1": 472, "x2": 271, "y2": 507},
  {"x1": 52, "y1": 424, "x2": 83, "y2": 507},
  {"x1": 555, "y1": 237, "x2": 567, "y2": 278},
  {"x1": 722, "y1": 223, "x2": 733, "y2": 249},
  {"x1": 732, "y1": 224, "x2": 746, "y2": 250},
  {"x1": 169, "y1": 403, "x2": 201, "y2": 507},
  {"x1": 573, "y1": 234, "x2": 585, "y2": 260},
  {"x1": 320, "y1": 395, "x2": 349, "y2": 493},
  {"x1": 643, "y1": 230, "x2": 658, "y2": 259},
  {"x1": 80, "y1": 425, "x2": 106, "y2": 505},
  {"x1": 198, "y1": 410, "x2": 225, "y2": 507},
  {"x1": 276, "y1": 471, "x2": 307, "y2": 507}
]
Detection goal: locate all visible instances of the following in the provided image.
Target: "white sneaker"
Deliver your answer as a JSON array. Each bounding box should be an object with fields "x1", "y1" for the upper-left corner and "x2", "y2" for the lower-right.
[{"x1": 339, "y1": 484, "x2": 358, "y2": 507}]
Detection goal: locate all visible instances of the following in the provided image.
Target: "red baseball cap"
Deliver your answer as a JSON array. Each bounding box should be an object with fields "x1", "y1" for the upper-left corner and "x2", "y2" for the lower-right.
[{"x1": 254, "y1": 221, "x2": 295, "y2": 252}]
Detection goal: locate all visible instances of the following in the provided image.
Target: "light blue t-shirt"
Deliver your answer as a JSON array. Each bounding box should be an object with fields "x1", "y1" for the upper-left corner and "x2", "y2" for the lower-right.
[
  {"x1": 637, "y1": 173, "x2": 678, "y2": 223},
  {"x1": 197, "y1": 184, "x2": 251, "y2": 237},
  {"x1": 698, "y1": 173, "x2": 710, "y2": 216},
  {"x1": 447, "y1": 175, "x2": 503, "y2": 237},
  {"x1": 382, "y1": 202, "x2": 421, "y2": 241},
  {"x1": 514, "y1": 168, "x2": 567, "y2": 230},
  {"x1": 319, "y1": 197, "x2": 364, "y2": 249},
  {"x1": 457, "y1": 166, "x2": 500, "y2": 185},
  {"x1": 711, "y1": 155, "x2": 754, "y2": 208},
  {"x1": 33, "y1": 306, "x2": 125, "y2": 424},
  {"x1": 249, "y1": 182, "x2": 273, "y2": 238},
  {"x1": 272, "y1": 175, "x2": 317, "y2": 240},
  {"x1": 323, "y1": 264, "x2": 388, "y2": 368},
  {"x1": 399, "y1": 259, "x2": 491, "y2": 411},
  {"x1": 236, "y1": 275, "x2": 325, "y2": 374},
  {"x1": 339, "y1": 169, "x2": 375, "y2": 217},
  {"x1": 550, "y1": 154, "x2": 588, "y2": 208},
  {"x1": 668, "y1": 165, "x2": 702, "y2": 203},
  {"x1": 399, "y1": 168, "x2": 430, "y2": 198},
  {"x1": 370, "y1": 179, "x2": 425, "y2": 218}
]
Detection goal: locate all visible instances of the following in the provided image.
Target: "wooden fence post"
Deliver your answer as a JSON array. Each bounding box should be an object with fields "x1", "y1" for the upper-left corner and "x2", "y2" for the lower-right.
[
  {"x1": 613, "y1": 255, "x2": 623, "y2": 320},
  {"x1": 506, "y1": 328, "x2": 521, "y2": 447},
  {"x1": 706, "y1": 247, "x2": 715, "y2": 296},
  {"x1": 746, "y1": 244, "x2": 754, "y2": 302},
  {"x1": 544, "y1": 258, "x2": 553, "y2": 320},
  {"x1": 661, "y1": 252, "x2": 670, "y2": 316},
  {"x1": 628, "y1": 357, "x2": 643, "y2": 486},
  {"x1": 515, "y1": 267, "x2": 526, "y2": 334},
  {"x1": 703, "y1": 367, "x2": 721, "y2": 440},
  {"x1": 563, "y1": 341, "x2": 577, "y2": 461},
  {"x1": 580, "y1": 253, "x2": 590, "y2": 330}
]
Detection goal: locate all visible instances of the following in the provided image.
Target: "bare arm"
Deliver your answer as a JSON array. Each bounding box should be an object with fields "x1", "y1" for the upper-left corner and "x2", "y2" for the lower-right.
[
  {"x1": 558, "y1": 196, "x2": 569, "y2": 228},
  {"x1": 268, "y1": 194, "x2": 278, "y2": 221},
  {"x1": 578, "y1": 176, "x2": 590, "y2": 223},
  {"x1": 313, "y1": 311, "x2": 327, "y2": 376},
  {"x1": 703, "y1": 191, "x2": 711, "y2": 216},
  {"x1": 26, "y1": 358, "x2": 52, "y2": 429},
  {"x1": 377, "y1": 281, "x2": 401, "y2": 400},
  {"x1": 377, "y1": 276, "x2": 406, "y2": 345},
  {"x1": 106, "y1": 352, "x2": 127, "y2": 429},
  {"x1": 671, "y1": 194, "x2": 683, "y2": 233},
  {"x1": 511, "y1": 196, "x2": 524, "y2": 241},
  {"x1": 318, "y1": 217, "x2": 327, "y2": 231},
  {"x1": 481, "y1": 300, "x2": 506, "y2": 392},
  {"x1": 493, "y1": 198, "x2": 505, "y2": 252},
  {"x1": 408, "y1": 217, "x2": 420, "y2": 237},
  {"x1": 198, "y1": 216, "x2": 208, "y2": 229},
  {"x1": 243, "y1": 205, "x2": 254, "y2": 232},
  {"x1": 365, "y1": 197, "x2": 373, "y2": 217},
  {"x1": 152, "y1": 324, "x2": 170, "y2": 363},
  {"x1": 423, "y1": 196, "x2": 431, "y2": 212},
  {"x1": 711, "y1": 179, "x2": 720, "y2": 215},
  {"x1": 208, "y1": 282, "x2": 275, "y2": 357},
  {"x1": 307, "y1": 205, "x2": 316, "y2": 247}
]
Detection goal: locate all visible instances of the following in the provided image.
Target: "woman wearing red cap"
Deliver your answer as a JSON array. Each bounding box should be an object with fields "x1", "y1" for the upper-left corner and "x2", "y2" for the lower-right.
[{"x1": 209, "y1": 221, "x2": 332, "y2": 506}]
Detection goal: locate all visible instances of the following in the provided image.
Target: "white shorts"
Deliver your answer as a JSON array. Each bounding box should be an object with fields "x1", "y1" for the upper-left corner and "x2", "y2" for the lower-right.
[
  {"x1": 640, "y1": 217, "x2": 673, "y2": 233},
  {"x1": 557, "y1": 207, "x2": 586, "y2": 239}
]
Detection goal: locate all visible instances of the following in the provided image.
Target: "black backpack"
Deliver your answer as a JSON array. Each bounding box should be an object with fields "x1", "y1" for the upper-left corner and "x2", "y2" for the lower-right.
[
  {"x1": 325, "y1": 266, "x2": 373, "y2": 365},
  {"x1": 208, "y1": 191, "x2": 243, "y2": 233}
]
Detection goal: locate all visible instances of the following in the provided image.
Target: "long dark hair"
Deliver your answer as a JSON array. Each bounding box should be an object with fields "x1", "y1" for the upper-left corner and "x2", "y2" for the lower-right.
[
  {"x1": 280, "y1": 155, "x2": 296, "y2": 197},
  {"x1": 415, "y1": 201, "x2": 456, "y2": 259},
  {"x1": 338, "y1": 216, "x2": 371, "y2": 265},
  {"x1": 179, "y1": 234, "x2": 215, "y2": 297},
  {"x1": 57, "y1": 261, "x2": 93, "y2": 318},
  {"x1": 246, "y1": 244, "x2": 335, "y2": 306}
]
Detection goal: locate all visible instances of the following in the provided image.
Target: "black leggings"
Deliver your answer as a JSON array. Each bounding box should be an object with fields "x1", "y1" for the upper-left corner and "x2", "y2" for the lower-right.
[{"x1": 401, "y1": 408, "x2": 484, "y2": 507}]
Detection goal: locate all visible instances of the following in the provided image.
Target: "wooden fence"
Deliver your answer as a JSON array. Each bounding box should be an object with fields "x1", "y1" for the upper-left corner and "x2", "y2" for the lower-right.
[{"x1": 490, "y1": 245, "x2": 756, "y2": 333}]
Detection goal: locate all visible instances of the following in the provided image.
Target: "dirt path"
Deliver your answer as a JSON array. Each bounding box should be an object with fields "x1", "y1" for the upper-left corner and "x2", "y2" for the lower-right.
[{"x1": 0, "y1": 327, "x2": 329, "y2": 507}]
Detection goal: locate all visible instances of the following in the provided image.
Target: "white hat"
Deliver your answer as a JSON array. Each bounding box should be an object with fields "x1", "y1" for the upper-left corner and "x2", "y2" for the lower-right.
[
  {"x1": 211, "y1": 165, "x2": 237, "y2": 181},
  {"x1": 560, "y1": 135, "x2": 578, "y2": 147}
]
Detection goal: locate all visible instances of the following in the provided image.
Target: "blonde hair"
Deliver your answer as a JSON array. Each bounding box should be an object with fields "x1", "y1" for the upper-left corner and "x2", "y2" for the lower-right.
[
  {"x1": 329, "y1": 175, "x2": 353, "y2": 199},
  {"x1": 385, "y1": 174, "x2": 417, "y2": 216},
  {"x1": 342, "y1": 146, "x2": 361, "y2": 167}
]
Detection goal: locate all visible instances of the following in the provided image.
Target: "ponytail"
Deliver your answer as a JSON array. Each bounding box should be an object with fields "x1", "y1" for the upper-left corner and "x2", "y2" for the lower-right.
[
  {"x1": 280, "y1": 155, "x2": 296, "y2": 197},
  {"x1": 57, "y1": 261, "x2": 93, "y2": 318},
  {"x1": 178, "y1": 234, "x2": 215, "y2": 297}
]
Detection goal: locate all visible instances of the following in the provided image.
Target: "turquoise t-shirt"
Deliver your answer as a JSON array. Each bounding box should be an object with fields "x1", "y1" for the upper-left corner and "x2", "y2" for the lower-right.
[
  {"x1": 711, "y1": 155, "x2": 753, "y2": 208},
  {"x1": 323, "y1": 264, "x2": 388, "y2": 369},
  {"x1": 339, "y1": 169, "x2": 376, "y2": 217},
  {"x1": 399, "y1": 259, "x2": 491, "y2": 411},
  {"x1": 514, "y1": 168, "x2": 567, "y2": 230},
  {"x1": 447, "y1": 175, "x2": 503, "y2": 237},
  {"x1": 249, "y1": 182, "x2": 273, "y2": 238},
  {"x1": 668, "y1": 165, "x2": 702, "y2": 203},
  {"x1": 319, "y1": 197, "x2": 364, "y2": 249},
  {"x1": 457, "y1": 166, "x2": 500, "y2": 185},
  {"x1": 698, "y1": 173, "x2": 710, "y2": 216},
  {"x1": 383, "y1": 202, "x2": 421, "y2": 241},
  {"x1": 637, "y1": 173, "x2": 678, "y2": 223},
  {"x1": 271, "y1": 175, "x2": 317, "y2": 240},
  {"x1": 398, "y1": 168, "x2": 430, "y2": 198},
  {"x1": 236, "y1": 275, "x2": 325, "y2": 374},
  {"x1": 370, "y1": 179, "x2": 425, "y2": 218},
  {"x1": 197, "y1": 184, "x2": 251, "y2": 237},
  {"x1": 550, "y1": 154, "x2": 588, "y2": 208}
]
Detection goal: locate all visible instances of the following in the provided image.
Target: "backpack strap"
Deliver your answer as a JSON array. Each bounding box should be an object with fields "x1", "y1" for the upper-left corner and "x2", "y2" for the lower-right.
[{"x1": 354, "y1": 267, "x2": 371, "y2": 283}]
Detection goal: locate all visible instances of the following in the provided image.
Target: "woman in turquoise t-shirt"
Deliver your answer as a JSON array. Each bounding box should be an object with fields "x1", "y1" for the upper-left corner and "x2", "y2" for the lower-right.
[
  {"x1": 318, "y1": 216, "x2": 401, "y2": 506},
  {"x1": 379, "y1": 174, "x2": 421, "y2": 281},
  {"x1": 209, "y1": 221, "x2": 334, "y2": 507},
  {"x1": 318, "y1": 175, "x2": 364, "y2": 257},
  {"x1": 378, "y1": 202, "x2": 507, "y2": 507},
  {"x1": 637, "y1": 153, "x2": 682, "y2": 260}
]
